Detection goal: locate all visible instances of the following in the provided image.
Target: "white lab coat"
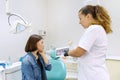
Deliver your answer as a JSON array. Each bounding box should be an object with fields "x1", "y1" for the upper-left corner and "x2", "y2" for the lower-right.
[{"x1": 78, "y1": 25, "x2": 110, "y2": 80}]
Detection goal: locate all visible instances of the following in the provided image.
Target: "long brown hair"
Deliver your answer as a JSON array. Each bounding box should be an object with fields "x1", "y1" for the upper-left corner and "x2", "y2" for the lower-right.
[{"x1": 79, "y1": 5, "x2": 112, "y2": 34}]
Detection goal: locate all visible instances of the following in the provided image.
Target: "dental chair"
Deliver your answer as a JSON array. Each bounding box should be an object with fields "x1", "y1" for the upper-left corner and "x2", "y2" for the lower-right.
[
  {"x1": 19, "y1": 50, "x2": 67, "y2": 80},
  {"x1": 46, "y1": 50, "x2": 67, "y2": 80}
]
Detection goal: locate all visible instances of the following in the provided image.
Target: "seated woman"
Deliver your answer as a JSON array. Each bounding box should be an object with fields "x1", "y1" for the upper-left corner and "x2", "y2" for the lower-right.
[{"x1": 21, "y1": 34, "x2": 52, "y2": 80}]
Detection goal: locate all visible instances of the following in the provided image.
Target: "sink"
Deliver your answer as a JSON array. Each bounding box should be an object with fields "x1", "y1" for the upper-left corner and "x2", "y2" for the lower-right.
[
  {"x1": 5, "y1": 62, "x2": 22, "y2": 80},
  {"x1": 5, "y1": 62, "x2": 21, "y2": 74}
]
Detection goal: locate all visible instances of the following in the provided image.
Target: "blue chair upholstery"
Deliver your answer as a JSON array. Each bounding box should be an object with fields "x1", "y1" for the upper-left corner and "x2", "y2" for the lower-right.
[
  {"x1": 19, "y1": 56, "x2": 23, "y2": 62},
  {"x1": 46, "y1": 50, "x2": 66, "y2": 80}
]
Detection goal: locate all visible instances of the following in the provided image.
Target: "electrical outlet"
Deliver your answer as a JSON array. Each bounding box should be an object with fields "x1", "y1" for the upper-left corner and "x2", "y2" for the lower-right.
[{"x1": 38, "y1": 30, "x2": 46, "y2": 36}]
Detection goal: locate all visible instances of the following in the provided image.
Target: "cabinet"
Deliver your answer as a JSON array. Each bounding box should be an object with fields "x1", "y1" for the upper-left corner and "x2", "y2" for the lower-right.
[
  {"x1": 63, "y1": 57, "x2": 78, "y2": 80},
  {"x1": 0, "y1": 67, "x2": 5, "y2": 80}
]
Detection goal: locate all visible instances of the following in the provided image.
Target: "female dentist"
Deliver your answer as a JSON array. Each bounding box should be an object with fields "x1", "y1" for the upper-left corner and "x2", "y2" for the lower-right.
[{"x1": 64, "y1": 5, "x2": 112, "y2": 80}]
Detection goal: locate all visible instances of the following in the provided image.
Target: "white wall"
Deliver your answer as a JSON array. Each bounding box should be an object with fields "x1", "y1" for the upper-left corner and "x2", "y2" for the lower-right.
[
  {"x1": 46, "y1": 0, "x2": 85, "y2": 49},
  {"x1": 0, "y1": 0, "x2": 47, "y2": 62},
  {"x1": 103, "y1": 0, "x2": 120, "y2": 57}
]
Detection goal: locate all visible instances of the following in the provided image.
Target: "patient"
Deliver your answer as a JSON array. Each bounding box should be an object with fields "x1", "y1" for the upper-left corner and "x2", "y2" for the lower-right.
[{"x1": 21, "y1": 34, "x2": 51, "y2": 80}]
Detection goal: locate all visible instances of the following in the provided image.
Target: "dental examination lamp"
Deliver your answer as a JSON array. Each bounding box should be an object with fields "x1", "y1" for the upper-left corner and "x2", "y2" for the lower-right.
[{"x1": 8, "y1": 13, "x2": 31, "y2": 34}]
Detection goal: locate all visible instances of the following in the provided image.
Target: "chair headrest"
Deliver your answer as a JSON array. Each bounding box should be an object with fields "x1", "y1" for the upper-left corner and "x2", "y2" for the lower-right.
[{"x1": 50, "y1": 50, "x2": 60, "y2": 60}]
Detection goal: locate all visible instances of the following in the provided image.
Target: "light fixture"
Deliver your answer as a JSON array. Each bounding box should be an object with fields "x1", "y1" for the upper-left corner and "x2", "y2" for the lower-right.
[{"x1": 8, "y1": 13, "x2": 31, "y2": 34}]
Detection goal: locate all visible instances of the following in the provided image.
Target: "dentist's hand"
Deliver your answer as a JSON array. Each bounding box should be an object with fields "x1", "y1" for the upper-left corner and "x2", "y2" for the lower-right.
[{"x1": 64, "y1": 50, "x2": 69, "y2": 57}]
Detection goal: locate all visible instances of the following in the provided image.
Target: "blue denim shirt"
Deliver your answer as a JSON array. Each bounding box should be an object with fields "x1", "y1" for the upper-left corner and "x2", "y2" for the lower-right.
[{"x1": 21, "y1": 52, "x2": 51, "y2": 80}]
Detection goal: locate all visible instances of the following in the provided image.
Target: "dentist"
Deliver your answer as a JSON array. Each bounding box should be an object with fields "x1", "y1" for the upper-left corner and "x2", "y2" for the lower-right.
[{"x1": 64, "y1": 5, "x2": 112, "y2": 80}]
